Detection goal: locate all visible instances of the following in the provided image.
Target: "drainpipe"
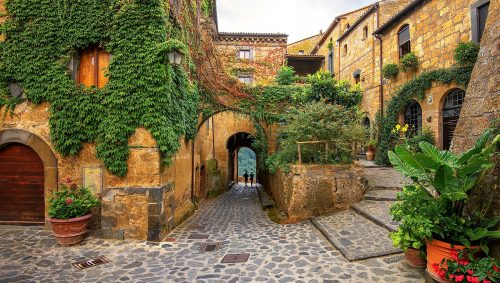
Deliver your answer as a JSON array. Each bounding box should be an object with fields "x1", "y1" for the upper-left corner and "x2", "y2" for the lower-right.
[
  {"x1": 191, "y1": 138, "x2": 196, "y2": 205},
  {"x1": 374, "y1": 33, "x2": 384, "y2": 139}
]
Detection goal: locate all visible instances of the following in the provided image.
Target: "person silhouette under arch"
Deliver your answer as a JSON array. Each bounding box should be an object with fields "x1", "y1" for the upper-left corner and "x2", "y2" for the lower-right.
[
  {"x1": 243, "y1": 171, "x2": 249, "y2": 187},
  {"x1": 250, "y1": 172, "x2": 254, "y2": 187}
]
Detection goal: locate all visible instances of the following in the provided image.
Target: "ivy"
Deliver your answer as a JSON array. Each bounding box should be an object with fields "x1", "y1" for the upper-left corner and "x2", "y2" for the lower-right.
[
  {"x1": 0, "y1": 0, "x2": 200, "y2": 176},
  {"x1": 375, "y1": 42, "x2": 477, "y2": 165}
]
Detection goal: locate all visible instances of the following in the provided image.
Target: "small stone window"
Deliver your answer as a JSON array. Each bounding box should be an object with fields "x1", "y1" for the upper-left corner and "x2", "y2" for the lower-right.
[
  {"x1": 345, "y1": 23, "x2": 350, "y2": 30},
  {"x1": 362, "y1": 26, "x2": 368, "y2": 40},
  {"x1": 238, "y1": 75, "x2": 253, "y2": 85},
  {"x1": 398, "y1": 24, "x2": 411, "y2": 59},
  {"x1": 238, "y1": 48, "x2": 252, "y2": 60},
  {"x1": 343, "y1": 44, "x2": 348, "y2": 56},
  {"x1": 328, "y1": 50, "x2": 334, "y2": 74},
  {"x1": 353, "y1": 69, "x2": 361, "y2": 84},
  {"x1": 71, "y1": 46, "x2": 111, "y2": 89},
  {"x1": 298, "y1": 50, "x2": 304, "y2": 55}
]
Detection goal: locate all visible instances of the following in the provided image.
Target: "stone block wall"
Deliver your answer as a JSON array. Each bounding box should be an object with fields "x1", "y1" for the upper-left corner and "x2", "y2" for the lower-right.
[
  {"x1": 265, "y1": 163, "x2": 365, "y2": 222},
  {"x1": 287, "y1": 33, "x2": 322, "y2": 54}
]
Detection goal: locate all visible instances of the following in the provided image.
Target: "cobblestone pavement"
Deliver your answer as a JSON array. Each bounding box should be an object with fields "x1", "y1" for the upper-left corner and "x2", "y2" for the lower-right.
[
  {"x1": 0, "y1": 184, "x2": 425, "y2": 282},
  {"x1": 351, "y1": 200, "x2": 400, "y2": 232}
]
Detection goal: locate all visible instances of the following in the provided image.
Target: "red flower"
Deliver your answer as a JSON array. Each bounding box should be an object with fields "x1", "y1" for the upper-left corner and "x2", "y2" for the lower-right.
[
  {"x1": 65, "y1": 197, "x2": 73, "y2": 205},
  {"x1": 438, "y1": 269, "x2": 447, "y2": 279},
  {"x1": 70, "y1": 183, "x2": 77, "y2": 190},
  {"x1": 458, "y1": 258, "x2": 470, "y2": 266},
  {"x1": 450, "y1": 250, "x2": 459, "y2": 260},
  {"x1": 454, "y1": 274, "x2": 464, "y2": 282},
  {"x1": 66, "y1": 177, "x2": 72, "y2": 184},
  {"x1": 467, "y1": 269, "x2": 474, "y2": 275},
  {"x1": 432, "y1": 263, "x2": 441, "y2": 272},
  {"x1": 483, "y1": 279, "x2": 491, "y2": 283},
  {"x1": 493, "y1": 266, "x2": 499, "y2": 272}
]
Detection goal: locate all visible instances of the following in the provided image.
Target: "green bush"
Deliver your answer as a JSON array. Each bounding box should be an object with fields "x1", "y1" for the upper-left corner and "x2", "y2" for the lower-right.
[
  {"x1": 48, "y1": 179, "x2": 100, "y2": 219},
  {"x1": 275, "y1": 66, "x2": 298, "y2": 85},
  {"x1": 400, "y1": 52, "x2": 419, "y2": 72},
  {"x1": 307, "y1": 71, "x2": 362, "y2": 108},
  {"x1": 454, "y1": 41, "x2": 480, "y2": 67},
  {"x1": 406, "y1": 127, "x2": 435, "y2": 152},
  {"x1": 382, "y1": 63, "x2": 399, "y2": 79},
  {"x1": 266, "y1": 102, "x2": 364, "y2": 173}
]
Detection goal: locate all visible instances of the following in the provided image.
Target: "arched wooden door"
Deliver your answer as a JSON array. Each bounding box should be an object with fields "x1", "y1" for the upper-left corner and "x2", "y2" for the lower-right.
[
  {"x1": 442, "y1": 89, "x2": 465, "y2": 150},
  {"x1": 0, "y1": 143, "x2": 45, "y2": 224}
]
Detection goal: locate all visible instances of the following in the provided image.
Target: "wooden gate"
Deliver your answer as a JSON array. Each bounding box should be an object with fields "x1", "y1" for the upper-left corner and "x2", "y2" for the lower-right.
[{"x1": 0, "y1": 143, "x2": 45, "y2": 224}]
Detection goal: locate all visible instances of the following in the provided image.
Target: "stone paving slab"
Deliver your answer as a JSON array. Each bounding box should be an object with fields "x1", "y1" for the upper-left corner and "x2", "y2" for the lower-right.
[
  {"x1": 311, "y1": 210, "x2": 401, "y2": 261},
  {"x1": 0, "y1": 184, "x2": 424, "y2": 282},
  {"x1": 351, "y1": 200, "x2": 400, "y2": 232},
  {"x1": 364, "y1": 166, "x2": 410, "y2": 190},
  {"x1": 364, "y1": 189, "x2": 399, "y2": 201}
]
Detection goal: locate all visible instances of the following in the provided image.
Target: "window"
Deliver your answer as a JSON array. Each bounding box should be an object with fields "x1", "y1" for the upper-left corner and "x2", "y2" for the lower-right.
[
  {"x1": 363, "y1": 26, "x2": 368, "y2": 39},
  {"x1": 345, "y1": 23, "x2": 350, "y2": 30},
  {"x1": 354, "y1": 74, "x2": 360, "y2": 84},
  {"x1": 404, "y1": 100, "x2": 422, "y2": 136},
  {"x1": 238, "y1": 75, "x2": 253, "y2": 85},
  {"x1": 298, "y1": 50, "x2": 305, "y2": 55},
  {"x1": 238, "y1": 49, "x2": 252, "y2": 59},
  {"x1": 471, "y1": 0, "x2": 490, "y2": 43},
  {"x1": 343, "y1": 44, "x2": 347, "y2": 56},
  {"x1": 328, "y1": 50, "x2": 334, "y2": 74},
  {"x1": 76, "y1": 46, "x2": 110, "y2": 89},
  {"x1": 398, "y1": 24, "x2": 411, "y2": 59}
]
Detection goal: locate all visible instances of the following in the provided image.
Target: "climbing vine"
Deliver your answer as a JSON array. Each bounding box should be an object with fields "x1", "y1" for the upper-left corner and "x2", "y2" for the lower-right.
[
  {"x1": 0, "y1": 0, "x2": 215, "y2": 176},
  {"x1": 375, "y1": 42, "x2": 479, "y2": 165}
]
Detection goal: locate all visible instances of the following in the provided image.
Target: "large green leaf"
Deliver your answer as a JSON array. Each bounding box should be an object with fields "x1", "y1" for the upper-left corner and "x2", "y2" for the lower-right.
[
  {"x1": 419, "y1": 141, "x2": 458, "y2": 167},
  {"x1": 394, "y1": 146, "x2": 431, "y2": 180},
  {"x1": 388, "y1": 150, "x2": 424, "y2": 178},
  {"x1": 457, "y1": 130, "x2": 492, "y2": 164},
  {"x1": 433, "y1": 164, "x2": 465, "y2": 200}
]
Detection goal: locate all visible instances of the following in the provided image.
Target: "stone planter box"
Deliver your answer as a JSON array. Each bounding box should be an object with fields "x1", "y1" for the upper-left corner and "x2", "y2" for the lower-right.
[{"x1": 267, "y1": 163, "x2": 365, "y2": 222}]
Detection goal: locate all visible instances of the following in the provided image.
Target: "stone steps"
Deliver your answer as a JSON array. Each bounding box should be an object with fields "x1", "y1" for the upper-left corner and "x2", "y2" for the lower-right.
[
  {"x1": 363, "y1": 189, "x2": 399, "y2": 201},
  {"x1": 351, "y1": 200, "x2": 399, "y2": 232},
  {"x1": 311, "y1": 210, "x2": 401, "y2": 261}
]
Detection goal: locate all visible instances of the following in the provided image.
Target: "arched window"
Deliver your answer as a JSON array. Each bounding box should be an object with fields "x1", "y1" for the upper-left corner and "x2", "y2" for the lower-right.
[
  {"x1": 442, "y1": 88, "x2": 465, "y2": 149},
  {"x1": 346, "y1": 23, "x2": 350, "y2": 30},
  {"x1": 363, "y1": 26, "x2": 368, "y2": 39},
  {"x1": 343, "y1": 44, "x2": 348, "y2": 55},
  {"x1": 404, "y1": 100, "x2": 422, "y2": 136},
  {"x1": 76, "y1": 46, "x2": 111, "y2": 89},
  {"x1": 398, "y1": 24, "x2": 411, "y2": 59},
  {"x1": 363, "y1": 117, "x2": 371, "y2": 129}
]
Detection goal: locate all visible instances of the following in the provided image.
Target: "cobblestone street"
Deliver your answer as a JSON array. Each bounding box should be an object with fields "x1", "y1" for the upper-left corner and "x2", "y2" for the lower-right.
[{"x1": 0, "y1": 184, "x2": 425, "y2": 282}]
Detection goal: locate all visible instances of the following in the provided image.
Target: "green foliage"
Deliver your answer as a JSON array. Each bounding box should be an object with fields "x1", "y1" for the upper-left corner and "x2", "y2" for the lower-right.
[
  {"x1": 238, "y1": 147, "x2": 256, "y2": 176},
  {"x1": 0, "y1": 0, "x2": 199, "y2": 176},
  {"x1": 307, "y1": 71, "x2": 362, "y2": 108},
  {"x1": 400, "y1": 52, "x2": 419, "y2": 72},
  {"x1": 388, "y1": 130, "x2": 500, "y2": 248},
  {"x1": 406, "y1": 126, "x2": 435, "y2": 152},
  {"x1": 48, "y1": 179, "x2": 100, "y2": 219},
  {"x1": 376, "y1": 43, "x2": 474, "y2": 165},
  {"x1": 200, "y1": 0, "x2": 214, "y2": 17},
  {"x1": 266, "y1": 102, "x2": 364, "y2": 173},
  {"x1": 434, "y1": 249, "x2": 500, "y2": 282},
  {"x1": 454, "y1": 41, "x2": 480, "y2": 67},
  {"x1": 327, "y1": 41, "x2": 333, "y2": 51},
  {"x1": 275, "y1": 66, "x2": 298, "y2": 85},
  {"x1": 382, "y1": 63, "x2": 399, "y2": 79},
  {"x1": 252, "y1": 123, "x2": 269, "y2": 170}
]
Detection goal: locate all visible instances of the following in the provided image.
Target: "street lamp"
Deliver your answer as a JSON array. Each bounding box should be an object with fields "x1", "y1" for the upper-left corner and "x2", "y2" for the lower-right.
[{"x1": 167, "y1": 50, "x2": 184, "y2": 66}]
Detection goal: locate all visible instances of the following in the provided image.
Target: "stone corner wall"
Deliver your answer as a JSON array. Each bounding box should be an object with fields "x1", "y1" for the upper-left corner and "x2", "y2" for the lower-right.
[{"x1": 265, "y1": 163, "x2": 366, "y2": 222}]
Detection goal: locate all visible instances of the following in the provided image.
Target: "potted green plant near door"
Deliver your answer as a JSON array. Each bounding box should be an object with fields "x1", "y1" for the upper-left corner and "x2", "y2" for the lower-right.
[{"x1": 48, "y1": 178, "x2": 100, "y2": 246}]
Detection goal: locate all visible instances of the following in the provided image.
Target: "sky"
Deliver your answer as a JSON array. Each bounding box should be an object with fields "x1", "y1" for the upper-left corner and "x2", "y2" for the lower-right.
[{"x1": 216, "y1": 0, "x2": 375, "y2": 43}]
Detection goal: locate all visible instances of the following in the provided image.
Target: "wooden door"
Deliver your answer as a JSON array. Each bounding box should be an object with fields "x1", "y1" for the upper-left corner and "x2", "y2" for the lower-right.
[{"x1": 0, "y1": 144, "x2": 45, "y2": 224}]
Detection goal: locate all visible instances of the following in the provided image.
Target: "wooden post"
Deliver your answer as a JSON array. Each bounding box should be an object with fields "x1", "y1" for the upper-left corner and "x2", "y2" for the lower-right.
[{"x1": 297, "y1": 143, "x2": 302, "y2": 165}]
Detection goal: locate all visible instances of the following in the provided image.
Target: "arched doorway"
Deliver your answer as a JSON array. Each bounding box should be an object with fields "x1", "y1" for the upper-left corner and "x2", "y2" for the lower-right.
[
  {"x1": 238, "y1": 147, "x2": 256, "y2": 185},
  {"x1": 0, "y1": 143, "x2": 45, "y2": 224},
  {"x1": 226, "y1": 132, "x2": 256, "y2": 184},
  {"x1": 442, "y1": 88, "x2": 465, "y2": 150},
  {"x1": 404, "y1": 100, "x2": 422, "y2": 136}
]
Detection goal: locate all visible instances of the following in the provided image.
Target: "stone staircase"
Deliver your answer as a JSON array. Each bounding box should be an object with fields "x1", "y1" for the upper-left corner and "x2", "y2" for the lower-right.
[{"x1": 311, "y1": 160, "x2": 408, "y2": 261}]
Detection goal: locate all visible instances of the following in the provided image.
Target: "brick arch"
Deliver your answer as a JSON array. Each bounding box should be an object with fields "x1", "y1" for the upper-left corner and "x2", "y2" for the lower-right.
[{"x1": 0, "y1": 129, "x2": 58, "y2": 225}]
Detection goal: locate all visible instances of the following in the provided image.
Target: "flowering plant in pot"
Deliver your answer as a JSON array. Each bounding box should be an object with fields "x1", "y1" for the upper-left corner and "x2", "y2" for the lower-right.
[
  {"x1": 388, "y1": 130, "x2": 500, "y2": 279},
  {"x1": 431, "y1": 248, "x2": 500, "y2": 283},
  {"x1": 48, "y1": 178, "x2": 100, "y2": 246}
]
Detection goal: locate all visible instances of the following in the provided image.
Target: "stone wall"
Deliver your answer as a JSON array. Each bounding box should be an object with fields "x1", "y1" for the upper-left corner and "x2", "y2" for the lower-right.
[
  {"x1": 264, "y1": 164, "x2": 365, "y2": 222},
  {"x1": 287, "y1": 33, "x2": 322, "y2": 54},
  {"x1": 451, "y1": 0, "x2": 499, "y2": 258}
]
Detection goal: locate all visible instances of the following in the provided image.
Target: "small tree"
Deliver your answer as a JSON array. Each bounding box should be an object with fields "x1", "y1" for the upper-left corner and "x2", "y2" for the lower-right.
[
  {"x1": 307, "y1": 71, "x2": 362, "y2": 108},
  {"x1": 275, "y1": 66, "x2": 298, "y2": 85}
]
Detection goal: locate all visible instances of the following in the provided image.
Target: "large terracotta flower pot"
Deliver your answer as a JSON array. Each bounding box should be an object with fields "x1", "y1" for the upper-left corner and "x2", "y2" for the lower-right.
[
  {"x1": 48, "y1": 214, "x2": 92, "y2": 246},
  {"x1": 426, "y1": 239, "x2": 478, "y2": 282},
  {"x1": 404, "y1": 248, "x2": 426, "y2": 268},
  {"x1": 366, "y1": 147, "x2": 375, "y2": 161}
]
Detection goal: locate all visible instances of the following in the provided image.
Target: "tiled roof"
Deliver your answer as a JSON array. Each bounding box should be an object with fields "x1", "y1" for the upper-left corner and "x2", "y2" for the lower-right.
[
  {"x1": 337, "y1": 3, "x2": 379, "y2": 43},
  {"x1": 286, "y1": 54, "x2": 325, "y2": 59},
  {"x1": 217, "y1": 32, "x2": 288, "y2": 38}
]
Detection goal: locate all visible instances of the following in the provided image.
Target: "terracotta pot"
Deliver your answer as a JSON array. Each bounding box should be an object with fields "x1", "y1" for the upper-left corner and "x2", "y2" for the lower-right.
[
  {"x1": 426, "y1": 239, "x2": 479, "y2": 282},
  {"x1": 404, "y1": 248, "x2": 426, "y2": 268},
  {"x1": 366, "y1": 147, "x2": 375, "y2": 161},
  {"x1": 48, "y1": 214, "x2": 92, "y2": 246}
]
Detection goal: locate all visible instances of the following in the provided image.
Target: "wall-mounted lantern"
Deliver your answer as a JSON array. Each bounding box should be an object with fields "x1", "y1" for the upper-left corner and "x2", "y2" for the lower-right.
[{"x1": 167, "y1": 50, "x2": 184, "y2": 66}]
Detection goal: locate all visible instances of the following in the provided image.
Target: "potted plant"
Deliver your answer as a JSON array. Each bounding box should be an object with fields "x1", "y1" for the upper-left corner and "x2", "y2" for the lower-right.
[
  {"x1": 388, "y1": 130, "x2": 500, "y2": 280},
  {"x1": 400, "y1": 52, "x2": 418, "y2": 72},
  {"x1": 48, "y1": 178, "x2": 100, "y2": 246},
  {"x1": 365, "y1": 138, "x2": 377, "y2": 161},
  {"x1": 431, "y1": 249, "x2": 499, "y2": 283},
  {"x1": 390, "y1": 185, "x2": 434, "y2": 268}
]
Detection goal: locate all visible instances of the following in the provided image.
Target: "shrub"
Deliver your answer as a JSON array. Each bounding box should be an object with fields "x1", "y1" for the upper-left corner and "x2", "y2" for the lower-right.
[
  {"x1": 406, "y1": 126, "x2": 435, "y2": 152},
  {"x1": 454, "y1": 41, "x2": 480, "y2": 67},
  {"x1": 266, "y1": 102, "x2": 364, "y2": 173},
  {"x1": 307, "y1": 71, "x2": 362, "y2": 108},
  {"x1": 275, "y1": 66, "x2": 298, "y2": 85},
  {"x1": 400, "y1": 52, "x2": 419, "y2": 72},
  {"x1": 48, "y1": 178, "x2": 100, "y2": 219},
  {"x1": 382, "y1": 63, "x2": 399, "y2": 79}
]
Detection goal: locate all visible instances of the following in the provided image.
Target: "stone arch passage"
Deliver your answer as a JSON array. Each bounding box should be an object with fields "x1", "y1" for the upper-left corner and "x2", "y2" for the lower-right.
[
  {"x1": 0, "y1": 129, "x2": 58, "y2": 225},
  {"x1": 227, "y1": 132, "x2": 256, "y2": 184}
]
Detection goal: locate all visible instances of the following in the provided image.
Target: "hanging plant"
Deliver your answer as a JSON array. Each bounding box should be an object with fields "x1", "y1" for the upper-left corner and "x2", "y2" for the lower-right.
[
  {"x1": 400, "y1": 52, "x2": 419, "y2": 72},
  {"x1": 382, "y1": 63, "x2": 399, "y2": 79}
]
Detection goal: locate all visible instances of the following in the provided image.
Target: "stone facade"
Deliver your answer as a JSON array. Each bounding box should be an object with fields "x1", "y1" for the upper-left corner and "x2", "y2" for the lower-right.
[
  {"x1": 287, "y1": 33, "x2": 323, "y2": 55},
  {"x1": 264, "y1": 164, "x2": 365, "y2": 222},
  {"x1": 214, "y1": 32, "x2": 287, "y2": 85}
]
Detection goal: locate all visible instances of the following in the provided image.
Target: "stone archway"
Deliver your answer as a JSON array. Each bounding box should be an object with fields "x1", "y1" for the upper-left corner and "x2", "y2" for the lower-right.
[
  {"x1": 0, "y1": 129, "x2": 58, "y2": 225},
  {"x1": 226, "y1": 132, "x2": 256, "y2": 184}
]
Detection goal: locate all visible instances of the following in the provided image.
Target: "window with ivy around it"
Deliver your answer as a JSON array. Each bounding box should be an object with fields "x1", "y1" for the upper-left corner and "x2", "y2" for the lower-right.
[
  {"x1": 398, "y1": 24, "x2": 411, "y2": 59},
  {"x1": 404, "y1": 100, "x2": 422, "y2": 136},
  {"x1": 238, "y1": 49, "x2": 252, "y2": 60},
  {"x1": 238, "y1": 75, "x2": 253, "y2": 85},
  {"x1": 72, "y1": 46, "x2": 111, "y2": 89}
]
